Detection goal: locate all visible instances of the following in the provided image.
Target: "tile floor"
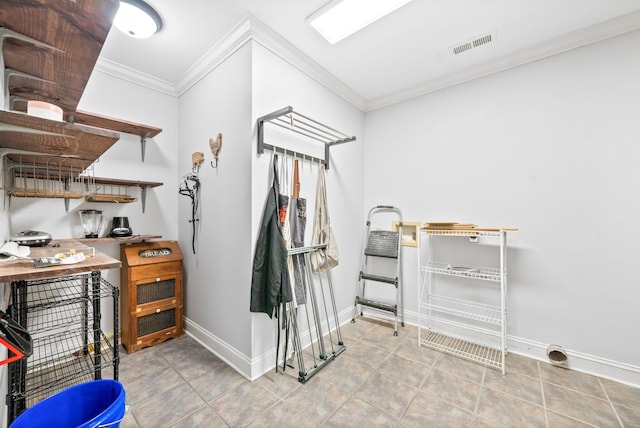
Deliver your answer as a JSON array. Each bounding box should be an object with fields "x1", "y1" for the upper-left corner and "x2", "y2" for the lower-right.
[{"x1": 117, "y1": 318, "x2": 640, "y2": 427}]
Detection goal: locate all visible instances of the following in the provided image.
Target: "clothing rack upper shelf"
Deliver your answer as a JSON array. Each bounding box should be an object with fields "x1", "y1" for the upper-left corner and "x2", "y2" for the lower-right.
[{"x1": 256, "y1": 106, "x2": 355, "y2": 170}]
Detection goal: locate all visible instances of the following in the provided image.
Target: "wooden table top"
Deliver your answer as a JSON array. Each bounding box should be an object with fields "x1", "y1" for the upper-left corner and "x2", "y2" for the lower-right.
[{"x1": 0, "y1": 240, "x2": 121, "y2": 282}]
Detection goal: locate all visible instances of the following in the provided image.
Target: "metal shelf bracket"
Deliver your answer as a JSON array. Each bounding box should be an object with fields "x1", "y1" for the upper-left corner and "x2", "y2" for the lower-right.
[
  {"x1": 140, "y1": 133, "x2": 149, "y2": 163},
  {"x1": 0, "y1": 27, "x2": 64, "y2": 110}
]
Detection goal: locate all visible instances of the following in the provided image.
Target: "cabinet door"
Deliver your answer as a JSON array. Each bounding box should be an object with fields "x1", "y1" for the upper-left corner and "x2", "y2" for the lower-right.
[
  {"x1": 129, "y1": 302, "x2": 183, "y2": 352},
  {"x1": 132, "y1": 272, "x2": 182, "y2": 314}
]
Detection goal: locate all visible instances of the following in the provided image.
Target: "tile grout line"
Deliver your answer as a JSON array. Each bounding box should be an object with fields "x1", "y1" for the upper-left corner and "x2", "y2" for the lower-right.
[
  {"x1": 598, "y1": 377, "x2": 625, "y2": 428},
  {"x1": 537, "y1": 360, "x2": 550, "y2": 428},
  {"x1": 471, "y1": 366, "x2": 486, "y2": 423}
]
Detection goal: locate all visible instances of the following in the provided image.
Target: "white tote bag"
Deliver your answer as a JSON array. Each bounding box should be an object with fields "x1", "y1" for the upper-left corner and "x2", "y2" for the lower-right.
[{"x1": 310, "y1": 164, "x2": 339, "y2": 272}]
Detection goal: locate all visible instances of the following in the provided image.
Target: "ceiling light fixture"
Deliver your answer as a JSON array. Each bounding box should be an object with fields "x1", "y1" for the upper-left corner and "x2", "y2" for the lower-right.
[
  {"x1": 306, "y1": 0, "x2": 413, "y2": 44},
  {"x1": 113, "y1": 0, "x2": 163, "y2": 39}
]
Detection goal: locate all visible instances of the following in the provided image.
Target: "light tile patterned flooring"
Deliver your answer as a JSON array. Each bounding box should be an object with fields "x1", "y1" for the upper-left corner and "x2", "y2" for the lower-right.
[{"x1": 119, "y1": 317, "x2": 640, "y2": 427}]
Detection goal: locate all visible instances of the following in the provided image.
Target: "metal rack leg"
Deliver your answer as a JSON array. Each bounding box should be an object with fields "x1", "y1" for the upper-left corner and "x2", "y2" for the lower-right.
[
  {"x1": 7, "y1": 280, "x2": 28, "y2": 423},
  {"x1": 112, "y1": 283, "x2": 119, "y2": 380},
  {"x1": 91, "y1": 271, "x2": 102, "y2": 379}
]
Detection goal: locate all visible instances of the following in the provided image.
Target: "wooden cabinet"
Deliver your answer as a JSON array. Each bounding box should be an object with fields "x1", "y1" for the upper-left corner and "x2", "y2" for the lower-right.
[{"x1": 120, "y1": 241, "x2": 184, "y2": 353}]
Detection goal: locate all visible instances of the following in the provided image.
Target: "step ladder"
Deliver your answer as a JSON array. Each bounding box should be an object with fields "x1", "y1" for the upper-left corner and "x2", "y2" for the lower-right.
[{"x1": 352, "y1": 205, "x2": 404, "y2": 335}]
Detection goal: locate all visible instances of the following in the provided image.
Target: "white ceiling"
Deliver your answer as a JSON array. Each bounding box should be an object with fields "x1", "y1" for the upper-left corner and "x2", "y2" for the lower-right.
[{"x1": 99, "y1": 0, "x2": 640, "y2": 111}]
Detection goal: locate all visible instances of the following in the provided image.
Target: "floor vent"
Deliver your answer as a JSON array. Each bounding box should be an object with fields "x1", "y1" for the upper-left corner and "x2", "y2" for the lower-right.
[{"x1": 450, "y1": 32, "x2": 494, "y2": 55}]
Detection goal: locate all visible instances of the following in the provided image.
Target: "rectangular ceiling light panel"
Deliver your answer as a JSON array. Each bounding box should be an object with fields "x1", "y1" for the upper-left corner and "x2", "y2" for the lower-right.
[{"x1": 307, "y1": 0, "x2": 413, "y2": 44}]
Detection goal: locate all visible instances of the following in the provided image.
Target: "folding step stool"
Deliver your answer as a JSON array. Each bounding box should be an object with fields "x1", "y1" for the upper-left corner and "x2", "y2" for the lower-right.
[{"x1": 352, "y1": 205, "x2": 404, "y2": 335}]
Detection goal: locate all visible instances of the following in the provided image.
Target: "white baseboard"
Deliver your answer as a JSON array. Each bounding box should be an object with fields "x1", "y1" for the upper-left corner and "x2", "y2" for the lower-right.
[
  {"x1": 184, "y1": 307, "x2": 355, "y2": 382},
  {"x1": 406, "y1": 309, "x2": 640, "y2": 388},
  {"x1": 506, "y1": 335, "x2": 640, "y2": 388},
  {"x1": 185, "y1": 309, "x2": 640, "y2": 388},
  {"x1": 183, "y1": 317, "x2": 253, "y2": 380}
]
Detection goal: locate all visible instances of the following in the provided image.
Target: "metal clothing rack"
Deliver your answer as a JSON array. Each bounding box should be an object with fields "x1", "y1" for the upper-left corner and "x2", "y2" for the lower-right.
[
  {"x1": 256, "y1": 106, "x2": 356, "y2": 170},
  {"x1": 284, "y1": 244, "x2": 345, "y2": 383}
]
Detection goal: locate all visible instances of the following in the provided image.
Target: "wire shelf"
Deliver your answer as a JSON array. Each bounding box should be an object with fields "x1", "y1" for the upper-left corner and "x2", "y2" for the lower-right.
[
  {"x1": 422, "y1": 294, "x2": 502, "y2": 325},
  {"x1": 419, "y1": 329, "x2": 503, "y2": 371},
  {"x1": 424, "y1": 262, "x2": 501, "y2": 282},
  {"x1": 25, "y1": 329, "x2": 115, "y2": 407},
  {"x1": 23, "y1": 275, "x2": 117, "y2": 335},
  {"x1": 423, "y1": 229, "x2": 503, "y2": 237},
  {"x1": 4, "y1": 157, "x2": 96, "y2": 199},
  {"x1": 9, "y1": 273, "x2": 119, "y2": 413}
]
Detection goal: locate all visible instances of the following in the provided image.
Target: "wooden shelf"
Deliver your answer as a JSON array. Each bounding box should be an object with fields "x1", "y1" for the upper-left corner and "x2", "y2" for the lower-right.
[
  {"x1": 1, "y1": 0, "x2": 165, "y2": 214},
  {"x1": 59, "y1": 235, "x2": 163, "y2": 245},
  {"x1": 90, "y1": 177, "x2": 163, "y2": 211},
  {"x1": 8, "y1": 190, "x2": 84, "y2": 199},
  {"x1": 0, "y1": 110, "x2": 119, "y2": 169},
  {"x1": 66, "y1": 111, "x2": 162, "y2": 139},
  {"x1": 86, "y1": 194, "x2": 138, "y2": 203},
  {"x1": 94, "y1": 177, "x2": 163, "y2": 188},
  {"x1": 1, "y1": 0, "x2": 118, "y2": 113}
]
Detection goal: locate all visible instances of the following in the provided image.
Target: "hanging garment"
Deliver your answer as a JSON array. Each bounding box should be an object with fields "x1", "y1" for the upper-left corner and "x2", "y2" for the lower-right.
[
  {"x1": 311, "y1": 164, "x2": 339, "y2": 272},
  {"x1": 278, "y1": 156, "x2": 297, "y2": 305},
  {"x1": 250, "y1": 155, "x2": 292, "y2": 318},
  {"x1": 289, "y1": 159, "x2": 307, "y2": 305}
]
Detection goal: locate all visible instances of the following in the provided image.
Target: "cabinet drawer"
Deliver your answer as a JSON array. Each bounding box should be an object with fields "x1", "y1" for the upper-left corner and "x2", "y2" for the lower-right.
[{"x1": 127, "y1": 261, "x2": 182, "y2": 281}]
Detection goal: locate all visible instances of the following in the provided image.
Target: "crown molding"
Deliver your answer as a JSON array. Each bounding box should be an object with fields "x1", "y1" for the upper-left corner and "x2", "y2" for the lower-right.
[
  {"x1": 94, "y1": 57, "x2": 177, "y2": 96},
  {"x1": 175, "y1": 14, "x2": 366, "y2": 109},
  {"x1": 98, "y1": 14, "x2": 366, "y2": 110},
  {"x1": 96, "y1": 10, "x2": 640, "y2": 112},
  {"x1": 174, "y1": 16, "x2": 254, "y2": 96},
  {"x1": 245, "y1": 15, "x2": 367, "y2": 110},
  {"x1": 366, "y1": 10, "x2": 640, "y2": 111}
]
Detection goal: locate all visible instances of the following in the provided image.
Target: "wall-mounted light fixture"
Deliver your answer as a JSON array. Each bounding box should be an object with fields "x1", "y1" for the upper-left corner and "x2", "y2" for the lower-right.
[
  {"x1": 113, "y1": 0, "x2": 163, "y2": 39},
  {"x1": 306, "y1": 0, "x2": 412, "y2": 44}
]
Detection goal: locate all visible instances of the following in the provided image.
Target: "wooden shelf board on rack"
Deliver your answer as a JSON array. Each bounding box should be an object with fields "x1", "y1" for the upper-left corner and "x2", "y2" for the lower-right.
[
  {"x1": 94, "y1": 177, "x2": 163, "y2": 188},
  {"x1": 58, "y1": 235, "x2": 163, "y2": 245},
  {"x1": 86, "y1": 194, "x2": 137, "y2": 203},
  {"x1": 65, "y1": 110, "x2": 163, "y2": 139},
  {"x1": 0, "y1": 110, "x2": 119, "y2": 169},
  {"x1": 1, "y1": 0, "x2": 118, "y2": 113},
  {"x1": 8, "y1": 189, "x2": 84, "y2": 199}
]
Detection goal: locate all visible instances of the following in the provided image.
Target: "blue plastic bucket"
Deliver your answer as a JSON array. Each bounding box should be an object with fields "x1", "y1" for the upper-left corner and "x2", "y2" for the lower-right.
[{"x1": 10, "y1": 380, "x2": 126, "y2": 428}]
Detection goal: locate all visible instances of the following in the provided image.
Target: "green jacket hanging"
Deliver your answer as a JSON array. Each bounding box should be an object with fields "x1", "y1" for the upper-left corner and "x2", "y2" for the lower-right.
[{"x1": 250, "y1": 155, "x2": 292, "y2": 318}]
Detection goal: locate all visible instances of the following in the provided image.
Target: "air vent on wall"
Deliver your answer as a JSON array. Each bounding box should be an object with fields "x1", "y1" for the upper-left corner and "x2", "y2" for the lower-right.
[{"x1": 450, "y1": 32, "x2": 494, "y2": 55}]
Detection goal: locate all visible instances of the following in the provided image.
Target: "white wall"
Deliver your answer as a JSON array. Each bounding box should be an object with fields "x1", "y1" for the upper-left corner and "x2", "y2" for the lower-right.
[
  {"x1": 249, "y1": 42, "x2": 365, "y2": 378},
  {"x1": 177, "y1": 43, "x2": 254, "y2": 367},
  {"x1": 180, "y1": 38, "x2": 365, "y2": 379},
  {"x1": 364, "y1": 30, "x2": 640, "y2": 385}
]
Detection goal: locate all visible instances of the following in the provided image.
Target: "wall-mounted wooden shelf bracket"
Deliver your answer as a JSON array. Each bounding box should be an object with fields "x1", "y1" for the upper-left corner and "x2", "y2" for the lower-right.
[
  {"x1": 89, "y1": 177, "x2": 163, "y2": 213},
  {"x1": 140, "y1": 133, "x2": 148, "y2": 163},
  {"x1": 0, "y1": 26, "x2": 64, "y2": 109},
  {"x1": 65, "y1": 111, "x2": 161, "y2": 164},
  {"x1": 257, "y1": 106, "x2": 355, "y2": 170},
  {"x1": 4, "y1": 69, "x2": 56, "y2": 108}
]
